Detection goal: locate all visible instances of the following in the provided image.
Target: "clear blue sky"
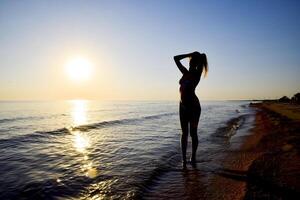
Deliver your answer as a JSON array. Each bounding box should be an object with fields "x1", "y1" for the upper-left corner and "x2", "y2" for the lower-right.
[{"x1": 0, "y1": 0, "x2": 299, "y2": 100}]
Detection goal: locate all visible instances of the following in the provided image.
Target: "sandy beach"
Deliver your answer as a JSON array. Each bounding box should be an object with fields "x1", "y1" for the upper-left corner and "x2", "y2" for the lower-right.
[{"x1": 210, "y1": 102, "x2": 300, "y2": 199}]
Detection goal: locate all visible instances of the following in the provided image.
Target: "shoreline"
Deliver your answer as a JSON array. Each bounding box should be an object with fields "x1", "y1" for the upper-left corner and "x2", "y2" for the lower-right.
[{"x1": 210, "y1": 102, "x2": 300, "y2": 199}]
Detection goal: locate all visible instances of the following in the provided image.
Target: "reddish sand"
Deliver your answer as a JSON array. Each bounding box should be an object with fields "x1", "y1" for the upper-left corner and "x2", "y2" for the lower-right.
[{"x1": 209, "y1": 102, "x2": 300, "y2": 199}]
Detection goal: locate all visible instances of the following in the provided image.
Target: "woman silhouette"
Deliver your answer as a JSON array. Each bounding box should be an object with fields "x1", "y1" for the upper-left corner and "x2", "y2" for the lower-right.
[{"x1": 174, "y1": 51, "x2": 208, "y2": 166}]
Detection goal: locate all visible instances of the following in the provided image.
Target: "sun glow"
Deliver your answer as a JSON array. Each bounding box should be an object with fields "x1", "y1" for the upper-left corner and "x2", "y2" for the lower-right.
[{"x1": 65, "y1": 57, "x2": 94, "y2": 81}]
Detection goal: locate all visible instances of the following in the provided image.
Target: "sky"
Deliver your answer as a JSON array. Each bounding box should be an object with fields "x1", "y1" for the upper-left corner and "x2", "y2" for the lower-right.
[{"x1": 0, "y1": 0, "x2": 299, "y2": 101}]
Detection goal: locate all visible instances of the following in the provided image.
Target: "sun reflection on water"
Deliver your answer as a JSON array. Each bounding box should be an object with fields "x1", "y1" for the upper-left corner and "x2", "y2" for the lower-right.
[
  {"x1": 71, "y1": 131, "x2": 98, "y2": 178},
  {"x1": 71, "y1": 100, "x2": 88, "y2": 126},
  {"x1": 73, "y1": 131, "x2": 90, "y2": 153},
  {"x1": 69, "y1": 100, "x2": 98, "y2": 178}
]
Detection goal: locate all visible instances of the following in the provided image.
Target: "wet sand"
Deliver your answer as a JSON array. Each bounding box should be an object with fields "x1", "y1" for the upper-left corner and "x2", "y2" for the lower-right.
[{"x1": 211, "y1": 102, "x2": 300, "y2": 199}]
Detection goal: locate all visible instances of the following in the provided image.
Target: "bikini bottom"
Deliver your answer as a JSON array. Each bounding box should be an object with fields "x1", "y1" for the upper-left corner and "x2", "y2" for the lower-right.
[{"x1": 179, "y1": 101, "x2": 201, "y2": 122}]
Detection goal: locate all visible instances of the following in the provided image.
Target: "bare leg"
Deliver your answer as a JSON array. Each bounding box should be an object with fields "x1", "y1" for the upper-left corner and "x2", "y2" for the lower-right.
[
  {"x1": 190, "y1": 102, "x2": 200, "y2": 164},
  {"x1": 179, "y1": 103, "x2": 189, "y2": 165},
  {"x1": 190, "y1": 123, "x2": 198, "y2": 163},
  {"x1": 180, "y1": 120, "x2": 189, "y2": 164}
]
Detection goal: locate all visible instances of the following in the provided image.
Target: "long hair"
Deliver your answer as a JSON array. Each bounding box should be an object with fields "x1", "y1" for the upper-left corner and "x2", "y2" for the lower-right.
[{"x1": 191, "y1": 52, "x2": 208, "y2": 77}]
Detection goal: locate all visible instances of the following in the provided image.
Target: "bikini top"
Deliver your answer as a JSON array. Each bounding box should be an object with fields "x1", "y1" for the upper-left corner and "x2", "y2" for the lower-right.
[{"x1": 179, "y1": 73, "x2": 197, "y2": 89}]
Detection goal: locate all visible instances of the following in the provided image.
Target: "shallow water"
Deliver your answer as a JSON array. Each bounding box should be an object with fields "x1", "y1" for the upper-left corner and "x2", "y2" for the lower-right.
[{"x1": 0, "y1": 100, "x2": 254, "y2": 199}]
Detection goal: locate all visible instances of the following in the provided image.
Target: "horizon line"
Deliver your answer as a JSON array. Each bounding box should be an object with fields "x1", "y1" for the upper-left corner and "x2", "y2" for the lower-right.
[{"x1": 0, "y1": 98, "x2": 269, "y2": 102}]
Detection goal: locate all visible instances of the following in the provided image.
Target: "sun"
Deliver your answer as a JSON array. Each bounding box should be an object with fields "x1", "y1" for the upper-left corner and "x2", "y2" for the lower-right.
[{"x1": 65, "y1": 57, "x2": 94, "y2": 81}]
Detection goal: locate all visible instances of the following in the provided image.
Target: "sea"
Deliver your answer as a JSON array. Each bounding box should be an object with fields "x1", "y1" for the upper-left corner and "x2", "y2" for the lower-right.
[{"x1": 0, "y1": 100, "x2": 255, "y2": 199}]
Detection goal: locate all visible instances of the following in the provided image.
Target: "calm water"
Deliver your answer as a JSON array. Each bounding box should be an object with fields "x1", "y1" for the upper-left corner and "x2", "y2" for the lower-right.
[{"x1": 0, "y1": 100, "x2": 254, "y2": 199}]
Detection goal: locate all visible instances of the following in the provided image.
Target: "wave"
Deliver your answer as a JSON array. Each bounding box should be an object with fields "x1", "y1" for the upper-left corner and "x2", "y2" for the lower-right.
[
  {"x1": 70, "y1": 112, "x2": 176, "y2": 132},
  {"x1": 0, "y1": 113, "x2": 68, "y2": 125},
  {"x1": 0, "y1": 116, "x2": 37, "y2": 124},
  {"x1": 0, "y1": 112, "x2": 176, "y2": 146},
  {"x1": 133, "y1": 150, "x2": 181, "y2": 199},
  {"x1": 211, "y1": 114, "x2": 248, "y2": 138}
]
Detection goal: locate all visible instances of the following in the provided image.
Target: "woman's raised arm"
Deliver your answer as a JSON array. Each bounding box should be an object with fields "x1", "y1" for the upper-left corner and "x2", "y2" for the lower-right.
[{"x1": 173, "y1": 53, "x2": 193, "y2": 74}]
